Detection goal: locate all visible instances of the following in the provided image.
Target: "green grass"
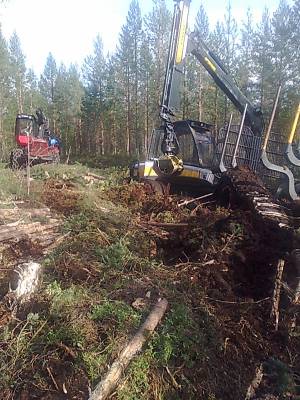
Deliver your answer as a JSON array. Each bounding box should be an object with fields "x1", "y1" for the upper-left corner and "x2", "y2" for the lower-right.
[
  {"x1": 0, "y1": 312, "x2": 48, "y2": 387},
  {"x1": 153, "y1": 303, "x2": 220, "y2": 368},
  {"x1": 82, "y1": 351, "x2": 109, "y2": 382},
  {"x1": 0, "y1": 168, "x2": 27, "y2": 201},
  {"x1": 91, "y1": 299, "x2": 141, "y2": 329},
  {"x1": 117, "y1": 348, "x2": 154, "y2": 400}
]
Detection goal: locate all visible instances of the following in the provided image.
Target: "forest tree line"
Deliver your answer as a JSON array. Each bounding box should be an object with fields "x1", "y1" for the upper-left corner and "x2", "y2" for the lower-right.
[{"x1": 0, "y1": 0, "x2": 299, "y2": 161}]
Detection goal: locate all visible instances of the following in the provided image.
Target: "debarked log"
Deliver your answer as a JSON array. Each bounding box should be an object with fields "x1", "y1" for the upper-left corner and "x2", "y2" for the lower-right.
[{"x1": 89, "y1": 298, "x2": 168, "y2": 400}]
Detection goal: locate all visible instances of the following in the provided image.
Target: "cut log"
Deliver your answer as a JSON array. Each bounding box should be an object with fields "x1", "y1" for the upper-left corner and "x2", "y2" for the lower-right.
[
  {"x1": 89, "y1": 298, "x2": 168, "y2": 400},
  {"x1": 270, "y1": 259, "x2": 285, "y2": 331},
  {"x1": 244, "y1": 364, "x2": 264, "y2": 400},
  {"x1": 86, "y1": 172, "x2": 106, "y2": 181}
]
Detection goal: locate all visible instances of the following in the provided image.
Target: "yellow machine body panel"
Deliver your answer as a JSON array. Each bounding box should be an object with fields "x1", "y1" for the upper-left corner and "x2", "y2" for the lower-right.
[{"x1": 139, "y1": 160, "x2": 209, "y2": 181}]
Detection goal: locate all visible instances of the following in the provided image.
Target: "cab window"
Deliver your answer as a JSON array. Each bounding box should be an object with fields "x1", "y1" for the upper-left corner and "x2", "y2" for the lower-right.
[
  {"x1": 194, "y1": 131, "x2": 215, "y2": 168},
  {"x1": 177, "y1": 131, "x2": 200, "y2": 165}
]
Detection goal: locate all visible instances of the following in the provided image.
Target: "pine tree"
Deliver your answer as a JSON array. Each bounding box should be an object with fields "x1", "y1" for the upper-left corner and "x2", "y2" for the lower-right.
[
  {"x1": 82, "y1": 35, "x2": 106, "y2": 154},
  {"x1": 222, "y1": 2, "x2": 238, "y2": 121},
  {"x1": 39, "y1": 53, "x2": 58, "y2": 130},
  {"x1": 0, "y1": 26, "x2": 12, "y2": 159},
  {"x1": 290, "y1": 0, "x2": 300, "y2": 95},
  {"x1": 116, "y1": 0, "x2": 143, "y2": 155},
  {"x1": 208, "y1": 22, "x2": 227, "y2": 128},
  {"x1": 190, "y1": 2, "x2": 210, "y2": 121},
  {"x1": 238, "y1": 8, "x2": 255, "y2": 98},
  {"x1": 128, "y1": 0, "x2": 143, "y2": 155},
  {"x1": 54, "y1": 63, "x2": 69, "y2": 148},
  {"x1": 67, "y1": 64, "x2": 84, "y2": 154},
  {"x1": 253, "y1": 8, "x2": 274, "y2": 114},
  {"x1": 25, "y1": 68, "x2": 45, "y2": 113},
  {"x1": 103, "y1": 55, "x2": 118, "y2": 154},
  {"x1": 145, "y1": 0, "x2": 172, "y2": 129},
  {"x1": 271, "y1": 0, "x2": 295, "y2": 129},
  {"x1": 9, "y1": 31, "x2": 26, "y2": 113},
  {"x1": 54, "y1": 63, "x2": 83, "y2": 155},
  {"x1": 139, "y1": 33, "x2": 153, "y2": 152}
]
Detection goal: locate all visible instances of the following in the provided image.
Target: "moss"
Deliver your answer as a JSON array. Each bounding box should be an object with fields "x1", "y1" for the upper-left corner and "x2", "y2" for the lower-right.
[{"x1": 91, "y1": 299, "x2": 141, "y2": 330}]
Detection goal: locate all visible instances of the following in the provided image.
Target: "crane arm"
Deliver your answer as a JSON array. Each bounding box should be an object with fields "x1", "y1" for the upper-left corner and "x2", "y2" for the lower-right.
[
  {"x1": 188, "y1": 33, "x2": 264, "y2": 135},
  {"x1": 160, "y1": 0, "x2": 191, "y2": 122}
]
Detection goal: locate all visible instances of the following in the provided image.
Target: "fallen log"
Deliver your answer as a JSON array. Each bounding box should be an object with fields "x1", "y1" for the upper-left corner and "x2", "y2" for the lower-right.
[
  {"x1": 86, "y1": 172, "x2": 106, "y2": 181},
  {"x1": 244, "y1": 364, "x2": 264, "y2": 400},
  {"x1": 89, "y1": 298, "x2": 168, "y2": 400}
]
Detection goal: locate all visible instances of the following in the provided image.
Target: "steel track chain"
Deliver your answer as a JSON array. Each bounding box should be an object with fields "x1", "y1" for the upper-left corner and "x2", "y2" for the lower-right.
[{"x1": 225, "y1": 166, "x2": 293, "y2": 231}]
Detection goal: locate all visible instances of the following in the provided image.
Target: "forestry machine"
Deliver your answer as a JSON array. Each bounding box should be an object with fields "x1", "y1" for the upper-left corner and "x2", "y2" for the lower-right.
[
  {"x1": 10, "y1": 109, "x2": 60, "y2": 169},
  {"x1": 130, "y1": 0, "x2": 300, "y2": 232}
]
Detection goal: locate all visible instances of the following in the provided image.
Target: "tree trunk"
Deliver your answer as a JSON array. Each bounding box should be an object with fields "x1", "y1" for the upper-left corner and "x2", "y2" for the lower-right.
[
  {"x1": 198, "y1": 70, "x2": 203, "y2": 121},
  {"x1": 126, "y1": 65, "x2": 131, "y2": 155},
  {"x1": 214, "y1": 87, "x2": 218, "y2": 129}
]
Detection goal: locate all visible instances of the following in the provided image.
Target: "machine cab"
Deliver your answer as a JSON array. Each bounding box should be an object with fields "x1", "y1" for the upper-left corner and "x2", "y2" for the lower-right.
[
  {"x1": 148, "y1": 119, "x2": 216, "y2": 170},
  {"x1": 15, "y1": 114, "x2": 39, "y2": 147}
]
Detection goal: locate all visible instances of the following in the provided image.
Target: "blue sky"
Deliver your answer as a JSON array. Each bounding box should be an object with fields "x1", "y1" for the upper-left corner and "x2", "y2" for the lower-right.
[{"x1": 0, "y1": 0, "x2": 283, "y2": 76}]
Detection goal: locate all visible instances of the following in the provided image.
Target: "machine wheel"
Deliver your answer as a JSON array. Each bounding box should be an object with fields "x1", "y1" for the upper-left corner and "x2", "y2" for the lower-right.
[{"x1": 10, "y1": 148, "x2": 25, "y2": 169}]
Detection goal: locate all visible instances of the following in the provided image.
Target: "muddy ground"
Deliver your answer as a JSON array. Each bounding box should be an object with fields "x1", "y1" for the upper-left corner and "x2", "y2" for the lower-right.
[{"x1": 0, "y1": 164, "x2": 299, "y2": 400}]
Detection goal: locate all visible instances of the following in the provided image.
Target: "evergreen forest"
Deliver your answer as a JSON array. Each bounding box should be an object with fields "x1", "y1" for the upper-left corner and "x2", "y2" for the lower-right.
[{"x1": 0, "y1": 0, "x2": 299, "y2": 161}]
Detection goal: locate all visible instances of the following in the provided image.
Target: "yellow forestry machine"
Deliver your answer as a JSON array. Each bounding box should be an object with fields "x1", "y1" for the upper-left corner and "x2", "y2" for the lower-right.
[
  {"x1": 130, "y1": 0, "x2": 300, "y2": 230},
  {"x1": 130, "y1": 0, "x2": 300, "y2": 302}
]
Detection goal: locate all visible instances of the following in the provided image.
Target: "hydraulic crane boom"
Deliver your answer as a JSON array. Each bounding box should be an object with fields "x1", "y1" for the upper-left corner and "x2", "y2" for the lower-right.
[
  {"x1": 160, "y1": 0, "x2": 191, "y2": 156},
  {"x1": 189, "y1": 33, "x2": 264, "y2": 136},
  {"x1": 160, "y1": 0, "x2": 190, "y2": 121}
]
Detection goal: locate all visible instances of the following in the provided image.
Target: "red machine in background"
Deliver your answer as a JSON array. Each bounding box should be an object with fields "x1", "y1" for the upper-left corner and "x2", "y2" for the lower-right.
[{"x1": 10, "y1": 109, "x2": 60, "y2": 169}]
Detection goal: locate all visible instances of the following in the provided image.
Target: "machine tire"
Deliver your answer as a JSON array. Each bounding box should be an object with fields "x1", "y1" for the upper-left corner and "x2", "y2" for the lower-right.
[{"x1": 10, "y1": 148, "x2": 25, "y2": 169}]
